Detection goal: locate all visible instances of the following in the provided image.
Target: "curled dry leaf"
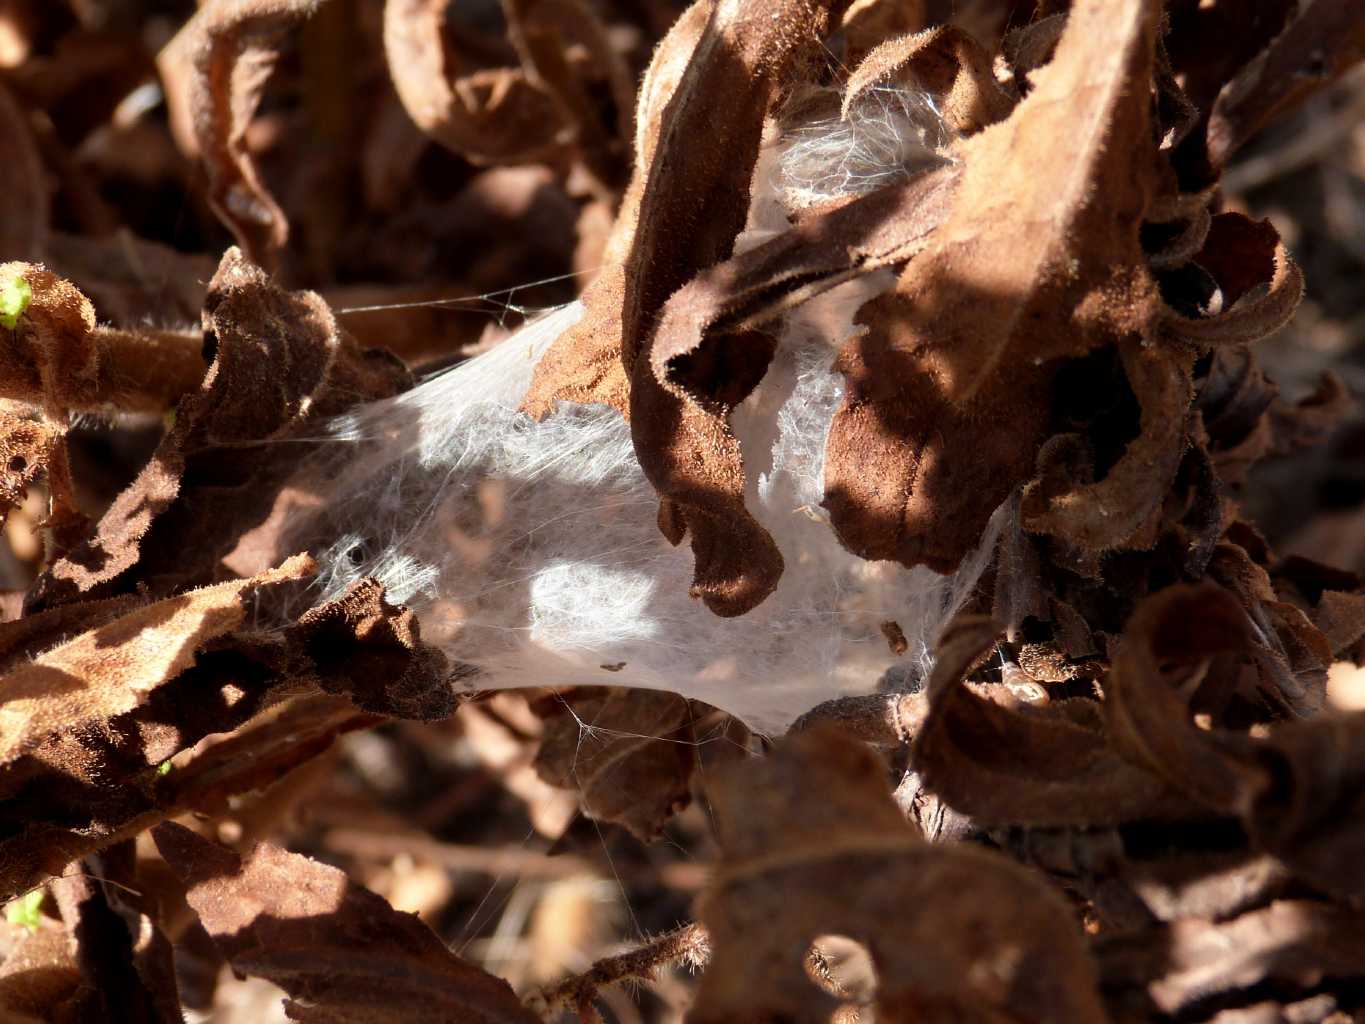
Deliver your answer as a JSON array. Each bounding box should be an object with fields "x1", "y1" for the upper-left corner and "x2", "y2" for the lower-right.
[
  {"x1": 1, "y1": 570, "x2": 450, "y2": 900},
  {"x1": 529, "y1": 0, "x2": 850, "y2": 616},
  {"x1": 1020, "y1": 341, "x2": 1194, "y2": 555},
  {"x1": 1304, "y1": 589, "x2": 1365, "y2": 658},
  {"x1": 1239, "y1": 713, "x2": 1365, "y2": 904},
  {"x1": 30, "y1": 247, "x2": 409, "y2": 608},
  {"x1": 1104, "y1": 583, "x2": 1270, "y2": 812},
  {"x1": 153, "y1": 821, "x2": 540, "y2": 1023},
  {"x1": 911, "y1": 616, "x2": 1197, "y2": 827},
  {"x1": 691, "y1": 726, "x2": 1108, "y2": 1023},
  {"x1": 383, "y1": 0, "x2": 564, "y2": 167},
  {"x1": 522, "y1": 0, "x2": 715, "y2": 422},
  {"x1": 1160, "y1": 212, "x2": 1304, "y2": 347},
  {"x1": 511, "y1": 0, "x2": 637, "y2": 157},
  {"x1": 0, "y1": 262, "x2": 98, "y2": 418},
  {"x1": 644, "y1": 164, "x2": 962, "y2": 605},
  {"x1": 841, "y1": 25, "x2": 1014, "y2": 135},
  {"x1": 159, "y1": 0, "x2": 323, "y2": 267},
  {"x1": 533, "y1": 688, "x2": 695, "y2": 841},
  {"x1": 649, "y1": 159, "x2": 960, "y2": 408},
  {"x1": 624, "y1": 0, "x2": 852, "y2": 617},
  {"x1": 1105, "y1": 583, "x2": 1365, "y2": 902},
  {"x1": 999, "y1": 13, "x2": 1067, "y2": 91},
  {"x1": 1, "y1": 554, "x2": 313, "y2": 771},
  {"x1": 1198, "y1": 346, "x2": 1279, "y2": 486},
  {"x1": 292, "y1": 577, "x2": 454, "y2": 721},
  {"x1": 1162, "y1": 0, "x2": 1296, "y2": 187},
  {"x1": 825, "y1": 0, "x2": 1169, "y2": 570},
  {"x1": 836, "y1": 0, "x2": 927, "y2": 68},
  {"x1": 155, "y1": 694, "x2": 380, "y2": 819}
]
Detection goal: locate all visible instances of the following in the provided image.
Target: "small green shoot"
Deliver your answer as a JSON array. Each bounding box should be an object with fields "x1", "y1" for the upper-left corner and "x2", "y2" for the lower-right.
[
  {"x1": 6, "y1": 889, "x2": 44, "y2": 932},
  {"x1": 0, "y1": 273, "x2": 31, "y2": 330}
]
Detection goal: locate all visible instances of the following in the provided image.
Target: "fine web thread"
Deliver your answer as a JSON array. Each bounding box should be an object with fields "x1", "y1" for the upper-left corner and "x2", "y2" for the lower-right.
[{"x1": 774, "y1": 84, "x2": 951, "y2": 208}]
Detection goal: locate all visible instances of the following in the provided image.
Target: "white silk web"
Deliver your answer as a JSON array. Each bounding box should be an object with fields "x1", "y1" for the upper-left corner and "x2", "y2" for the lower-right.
[{"x1": 271, "y1": 84, "x2": 991, "y2": 734}]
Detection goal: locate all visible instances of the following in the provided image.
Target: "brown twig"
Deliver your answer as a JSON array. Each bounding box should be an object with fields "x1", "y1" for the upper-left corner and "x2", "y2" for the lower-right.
[{"x1": 527, "y1": 922, "x2": 710, "y2": 1021}]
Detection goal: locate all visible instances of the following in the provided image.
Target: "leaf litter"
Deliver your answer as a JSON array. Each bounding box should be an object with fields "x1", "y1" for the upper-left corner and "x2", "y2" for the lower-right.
[{"x1": 0, "y1": 0, "x2": 1364, "y2": 1021}]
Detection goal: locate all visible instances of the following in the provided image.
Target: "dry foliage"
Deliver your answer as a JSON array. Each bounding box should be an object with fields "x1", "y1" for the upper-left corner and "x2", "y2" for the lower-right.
[{"x1": 1, "y1": 0, "x2": 1365, "y2": 1021}]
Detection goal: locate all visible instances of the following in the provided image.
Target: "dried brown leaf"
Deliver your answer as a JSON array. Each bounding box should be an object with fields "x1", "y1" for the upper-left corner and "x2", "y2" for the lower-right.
[
  {"x1": 1160, "y1": 213, "x2": 1305, "y2": 347},
  {"x1": 1240, "y1": 713, "x2": 1365, "y2": 903},
  {"x1": 1162, "y1": 0, "x2": 1296, "y2": 187},
  {"x1": 1208, "y1": 543, "x2": 1333, "y2": 716},
  {"x1": 1020, "y1": 341, "x2": 1194, "y2": 554},
  {"x1": 837, "y1": 0, "x2": 928, "y2": 68},
  {"x1": 533, "y1": 687, "x2": 694, "y2": 841},
  {"x1": 0, "y1": 592, "x2": 140, "y2": 675},
  {"x1": 842, "y1": 25, "x2": 1013, "y2": 135},
  {"x1": 0, "y1": 263, "x2": 224, "y2": 418},
  {"x1": 0, "y1": 555, "x2": 315, "y2": 899},
  {"x1": 789, "y1": 691, "x2": 930, "y2": 748},
  {"x1": 503, "y1": 0, "x2": 634, "y2": 179},
  {"x1": 1, "y1": 555, "x2": 313, "y2": 772},
  {"x1": 1198, "y1": 346, "x2": 1278, "y2": 485},
  {"x1": 520, "y1": 0, "x2": 714, "y2": 420},
  {"x1": 642, "y1": 163, "x2": 961, "y2": 600},
  {"x1": 624, "y1": 0, "x2": 859, "y2": 615},
  {"x1": 159, "y1": 0, "x2": 323, "y2": 267},
  {"x1": 691, "y1": 726, "x2": 1109, "y2": 1022},
  {"x1": 826, "y1": 0, "x2": 1166, "y2": 569},
  {"x1": 1103, "y1": 583, "x2": 1365, "y2": 901},
  {"x1": 30, "y1": 247, "x2": 408, "y2": 607},
  {"x1": 1306, "y1": 590, "x2": 1365, "y2": 657},
  {"x1": 291, "y1": 577, "x2": 455, "y2": 721},
  {"x1": 383, "y1": 0, "x2": 565, "y2": 166},
  {"x1": 1207, "y1": 0, "x2": 1365, "y2": 171},
  {"x1": 0, "y1": 262, "x2": 98, "y2": 418},
  {"x1": 649, "y1": 165, "x2": 960, "y2": 405},
  {"x1": 1104, "y1": 583, "x2": 1270, "y2": 811},
  {"x1": 999, "y1": 13, "x2": 1066, "y2": 90},
  {"x1": 153, "y1": 821, "x2": 540, "y2": 1023},
  {"x1": 528, "y1": 0, "x2": 851, "y2": 616},
  {"x1": 156, "y1": 695, "x2": 380, "y2": 819},
  {"x1": 0, "y1": 411, "x2": 55, "y2": 522},
  {"x1": 912, "y1": 615, "x2": 1195, "y2": 826}
]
